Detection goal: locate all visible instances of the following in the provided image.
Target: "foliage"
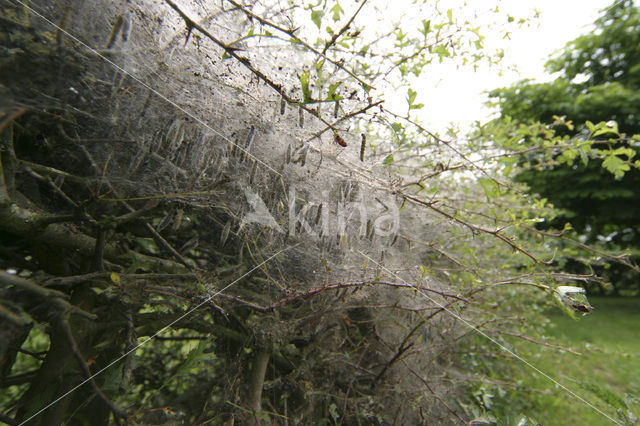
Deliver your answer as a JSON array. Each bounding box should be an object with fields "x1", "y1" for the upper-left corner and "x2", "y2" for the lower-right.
[
  {"x1": 461, "y1": 297, "x2": 640, "y2": 425},
  {"x1": 485, "y1": 0, "x2": 640, "y2": 294}
]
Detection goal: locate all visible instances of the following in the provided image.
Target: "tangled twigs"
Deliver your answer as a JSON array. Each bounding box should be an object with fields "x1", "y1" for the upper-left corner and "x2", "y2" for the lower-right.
[
  {"x1": 306, "y1": 100, "x2": 384, "y2": 142},
  {"x1": 322, "y1": 0, "x2": 368, "y2": 55},
  {"x1": 58, "y1": 317, "x2": 128, "y2": 424},
  {"x1": 385, "y1": 109, "x2": 514, "y2": 191},
  {"x1": 0, "y1": 106, "x2": 27, "y2": 134},
  {"x1": 224, "y1": 0, "x2": 374, "y2": 91},
  {"x1": 339, "y1": 343, "x2": 369, "y2": 426},
  {"x1": 402, "y1": 362, "x2": 467, "y2": 424},
  {"x1": 77, "y1": 145, "x2": 192, "y2": 268},
  {"x1": 0, "y1": 271, "x2": 97, "y2": 320},
  {"x1": 164, "y1": 0, "x2": 339, "y2": 133},
  {"x1": 372, "y1": 319, "x2": 426, "y2": 387},
  {"x1": 401, "y1": 192, "x2": 551, "y2": 264},
  {"x1": 208, "y1": 279, "x2": 467, "y2": 313}
]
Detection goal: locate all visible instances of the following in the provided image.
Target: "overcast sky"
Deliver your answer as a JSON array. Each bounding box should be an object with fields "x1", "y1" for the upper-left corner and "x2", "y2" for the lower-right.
[{"x1": 413, "y1": 0, "x2": 614, "y2": 133}]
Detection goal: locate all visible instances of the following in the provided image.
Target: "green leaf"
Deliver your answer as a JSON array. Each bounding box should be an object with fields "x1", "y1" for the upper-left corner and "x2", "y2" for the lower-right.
[
  {"x1": 311, "y1": 10, "x2": 324, "y2": 29},
  {"x1": 418, "y1": 265, "x2": 429, "y2": 277},
  {"x1": 434, "y1": 44, "x2": 451, "y2": 59},
  {"x1": 328, "y1": 403, "x2": 339, "y2": 422},
  {"x1": 330, "y1": 3, "x2": 343, "y2": 21},
  {"x1": 407, "y1": 88, "x2": 423, "y2": 110},
  {"x1": 446, "y1": 9, "x2": 453, "y2": 24},
  {"x1": 577, "y1": 380, "x2": 626, "y2": 411},
  {"x1": 578, "y1": 147, "x2": 589, "y2": 166},
  {"x1": 478, "y1": 178, "x2": 500, "y2": 198},
  {"x1": 421, "y1": 19, "x2": 431, "y2": 37},
  {"x1": 602, "y1": 153, "x2": 630, "y2": 179},
  {"x1": 513, "y1": 414, "x2": 539, "y2": 425},
  {"x1": 382, "y1": 154, "x2": 394, "y2": 164},
  {"x1": 593, "y1": 121, "x2": 618, "y2": 137},
  {"x1": 407, "y1": 88, "x2": 417, "y2": 104},
  {"x1": 135, "y1": 237, "x2": 159, "y2": 254},
  {"x1": 160, "y1": 341, "x2": 210, "y2": 390},
  {"x1": 298, "y1": 70, "x2": 313, "y2": 103},
  {"x1": 327, "y1": 81, "x2": 342, "y2": 100},
  {"x1": 110, "y1": 272, "x2": 121, "y2": 284}
]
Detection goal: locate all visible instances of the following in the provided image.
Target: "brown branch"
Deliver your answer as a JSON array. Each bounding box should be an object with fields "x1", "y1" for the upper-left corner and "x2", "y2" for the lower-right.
[
  {"x1": 119, "y1": 313, "x2": 136, "y2": 394},
  {"x1": 1, "y1": 369, "x2": 38, "y2": 387},
  {"x1": 385, "y1": 109, "x2": 514, "y2": 191},
  {"x1": 400, "y1": 233, "x2": 476, "y2": 273},
  {"x1": 0, "y1": 201, "x2": 185, "y2": 273},
  {"x1": 322, "y1": 0, "x2": 368, "y2": 55},
  {"x1": 401, "y1": 163, "x2": 467, "y2": 188},
  {"x1": 93, "y1": 228, "x2": 106, "y2": 271},
  {"x1": 417, "y1": 199, "x2": 633, "y2": 271},
  {"x1": 155, "y1": 335, "x2": 209, "y2": 341},
  {"x1": 16, "y1": 348, "x2": 46, "y2": 361},
  {"x1": 115, "y1": 201, "x2": 161, "y2": 224},
  {"x1": 0, "y1": 304, "x2": 30, "y2": 326},
  {"x1": 43, "y1": 272, "x2": 197, "y2": 287},
  {"x1": 0, "y1": 271, "x2": 96, "y2": 320},
  {"x1": 306, "y1": 100, "x2": 383, "y2": 142},
  {"x1": 213, "y1": 293, "x2": 269, "y2": 312},
  {"x1": 0, "y1": 153, "x2": 9, "y2": 203},
  {"x1": 0, "y1": 107, "x2": 27, "y2": 134},
  {"x1": 17, "y1": 159, "x2": 86, "y2": 184},
  {"x1": 268, "y1": 280, "x2": 467, "y2": 311},
  {"x1": 557, "y1": 233, "x2": 640, "y2": 273},
  {"x1": 372, "y1": 318, "x2": 427, "y2": 386},
  {"x1": 499, "y1": 330, "x2": 582, "y2": 355}
]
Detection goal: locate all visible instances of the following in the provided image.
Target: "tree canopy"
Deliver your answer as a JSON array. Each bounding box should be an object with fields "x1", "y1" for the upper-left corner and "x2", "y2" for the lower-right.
[{"x1": 486, "y1": 0, "x2": 640, "y2": 293}]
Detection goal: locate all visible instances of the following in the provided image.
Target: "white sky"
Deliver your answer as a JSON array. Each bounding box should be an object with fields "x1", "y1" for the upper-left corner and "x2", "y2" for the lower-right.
[{"x1": 413, "y1": 0, "x2": 613, "y2": 133}]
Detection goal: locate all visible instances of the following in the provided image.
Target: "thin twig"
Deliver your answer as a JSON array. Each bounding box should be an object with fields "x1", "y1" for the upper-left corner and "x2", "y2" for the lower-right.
[
  {"x1": 58, "y1": 317, "x2": 127, "y2": 424},
  {"x1": 225, "y1": 0, "x2": 374, "y2": 91},
  {"x1": 322, "y1": 0, "x2": 368, "y2": 55},
  {"x1": 164, "y1": 0, "x2": 338, "y2": 132},
  {"x1": 338, "y1": 343, "x2": 369, "y2": 426}
]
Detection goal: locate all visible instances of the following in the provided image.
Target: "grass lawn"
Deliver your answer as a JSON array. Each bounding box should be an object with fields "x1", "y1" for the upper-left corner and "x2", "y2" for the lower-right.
[{"x1": 506, "y1": 297, "x2": 640, "y2": 425}]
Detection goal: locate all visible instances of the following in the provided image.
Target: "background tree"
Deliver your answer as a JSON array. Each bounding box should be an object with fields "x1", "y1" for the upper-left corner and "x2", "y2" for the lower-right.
[{"x1": 486, "y1": 0, "x2": 640, "y2": 294}]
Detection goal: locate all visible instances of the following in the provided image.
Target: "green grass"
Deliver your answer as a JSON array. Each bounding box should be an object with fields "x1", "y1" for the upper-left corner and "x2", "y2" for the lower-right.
[{"x1": 506, "y1": 297, "x2": 640, "y2": 425}]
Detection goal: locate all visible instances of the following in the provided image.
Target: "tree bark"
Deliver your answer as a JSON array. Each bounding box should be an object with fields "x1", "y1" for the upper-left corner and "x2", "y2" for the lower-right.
[{"x1": 246, "y1": 346, "x2": 270, "y2": 413}]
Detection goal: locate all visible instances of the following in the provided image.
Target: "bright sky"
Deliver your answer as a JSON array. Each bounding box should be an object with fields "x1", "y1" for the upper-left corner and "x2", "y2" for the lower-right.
[{"x1": 415, "y1": 0, "x2": 614, "y2": 133}]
